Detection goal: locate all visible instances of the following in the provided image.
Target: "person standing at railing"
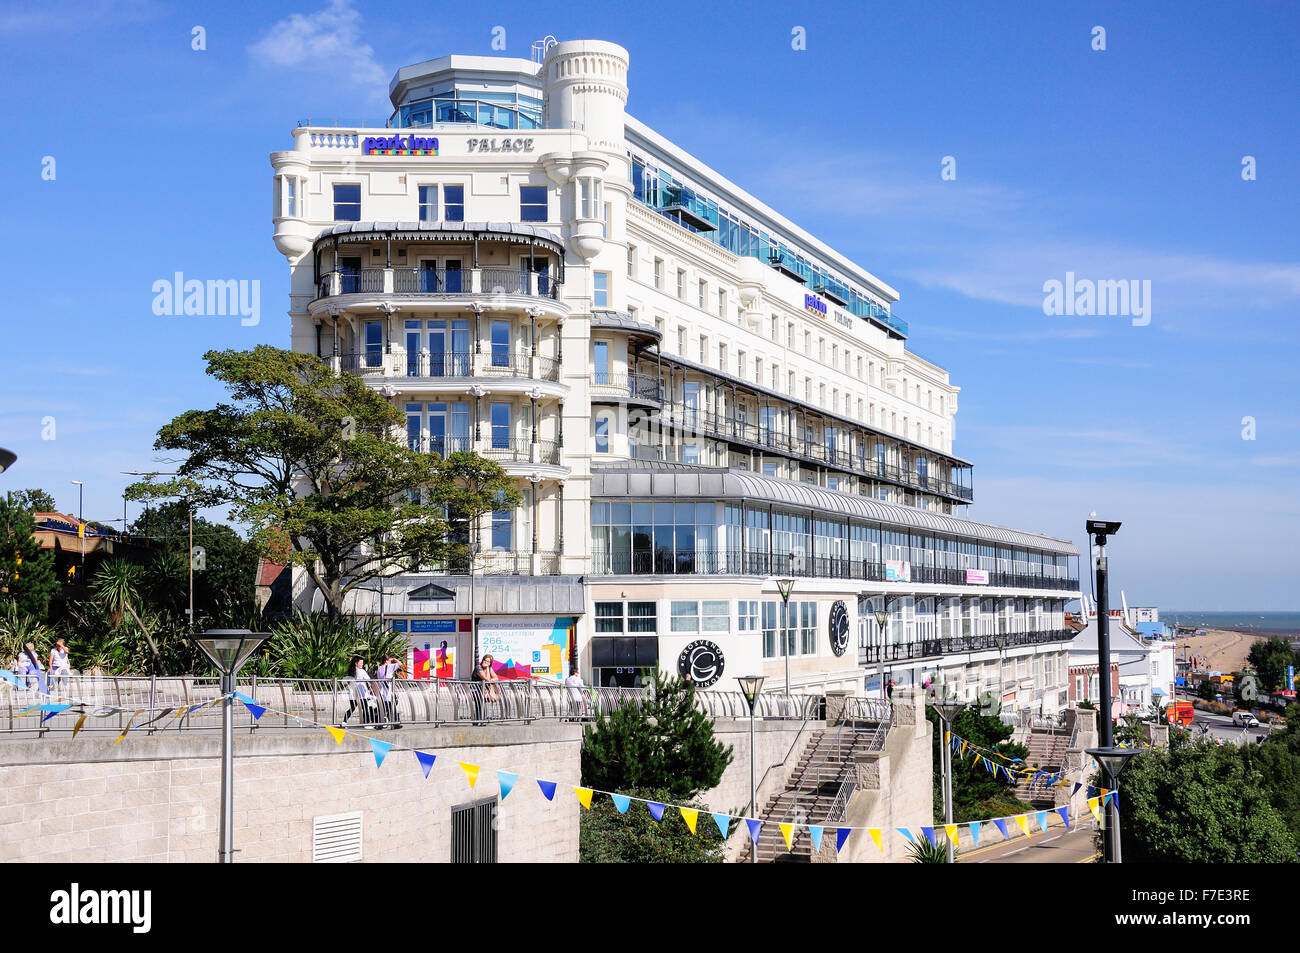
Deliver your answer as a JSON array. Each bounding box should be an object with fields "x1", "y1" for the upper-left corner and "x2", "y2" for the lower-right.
[
  {"x1": 341, "y1": 656, "x2": 377, "y2": 726},
  {"x1": 376, "y1": 654, "x2": 403, "y2": 730},
  {"x1": 564, "y1": 667, "x2": 586, "y2": 720},
  {"x1": 47, "y1": 638, "x2": 71, "y2": 698},
  {"x1": 21, "y1": 642, "x2": 46, "y2": 694}
]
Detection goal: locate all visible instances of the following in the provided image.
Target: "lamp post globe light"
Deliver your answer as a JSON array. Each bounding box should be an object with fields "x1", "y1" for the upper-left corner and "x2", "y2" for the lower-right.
[
  {"x1": 927, "y1": 683, "x2": 965, "y2": 863},
  {"x1": 191, "y1": 628, "x2": 270, "y2": 863},
  {"x1": 1085, "y1": 745, "x2": 1138, "y2": 863},
  {"x1": 736, "y1": 674, "x2": 765, "y2": 864},
  {"x1": 0, "y1": 447, "x2": 16, "y2": 473}
]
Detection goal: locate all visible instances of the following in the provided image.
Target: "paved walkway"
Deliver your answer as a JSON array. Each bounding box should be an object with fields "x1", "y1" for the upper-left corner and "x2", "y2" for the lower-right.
[{"x1": 958, "y1": 822, "x2": 1099, "y2": 863}]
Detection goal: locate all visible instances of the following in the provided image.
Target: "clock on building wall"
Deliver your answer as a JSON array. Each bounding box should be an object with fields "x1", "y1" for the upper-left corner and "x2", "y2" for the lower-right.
[
  {"x1": 829, "y1": 600, "x2": 850, "y2": 657},
  {"x1": 677, "y1": 640, "x2": 725, "y2": 688}
]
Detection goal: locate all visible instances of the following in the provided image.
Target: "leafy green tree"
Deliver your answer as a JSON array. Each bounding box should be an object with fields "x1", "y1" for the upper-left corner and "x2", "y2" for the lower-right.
[
  {"x1": 0, "y1": 493, "x2": 59, "y2": 621},
  {"x1": 1247, "y1": 637, "x2": 1299, "y2": 693},
  {"x1": 581, "y1": 671, "x2": 734, "y2": 799},
  {"x1": 1119, "y1": 743, "x2": 1298, "y2": 862},
  {"x1": 929, "y1": 705, "x2": 1031, "y2": 822},
  {"x1": 579, "y1": 671, "x2": 734, "y2": 863},
  {"x1": 127, "y1": 347, "x2": 518, "y2": 618},
  {"x1": 10, "y1": 488, "x2": 57, "y2": 513},
  {"x1": 579, "y1": 790, "x2": 724, "y2": 863}
]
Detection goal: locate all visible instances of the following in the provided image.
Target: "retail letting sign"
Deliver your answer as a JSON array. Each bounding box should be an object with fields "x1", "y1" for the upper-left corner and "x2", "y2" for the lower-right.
[{"x1": 363, "y1": 134, "x2": 439, "y2": 156}]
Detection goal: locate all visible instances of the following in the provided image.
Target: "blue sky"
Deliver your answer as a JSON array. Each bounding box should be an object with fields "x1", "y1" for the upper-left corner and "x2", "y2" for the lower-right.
[{"x1": 1, "y1": 0, "x2": 1297, "y2": 609}]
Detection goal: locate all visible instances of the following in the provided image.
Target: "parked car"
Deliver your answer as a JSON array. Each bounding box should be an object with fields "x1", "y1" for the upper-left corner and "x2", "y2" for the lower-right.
[{"x1": 1232, "y1": 710, "x2": 1260, "y2": 728}]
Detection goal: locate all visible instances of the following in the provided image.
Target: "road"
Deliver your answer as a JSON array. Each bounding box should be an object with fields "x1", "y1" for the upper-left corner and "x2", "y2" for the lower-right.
[{"x1": 957, "y1": 820, "x2": 1099, "y2": 863}]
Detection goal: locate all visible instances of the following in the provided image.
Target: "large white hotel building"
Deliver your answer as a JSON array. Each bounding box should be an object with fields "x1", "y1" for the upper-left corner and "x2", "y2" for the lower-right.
[{"x1": 271, "y1": 39, "x2": 1081, "y2": 713}]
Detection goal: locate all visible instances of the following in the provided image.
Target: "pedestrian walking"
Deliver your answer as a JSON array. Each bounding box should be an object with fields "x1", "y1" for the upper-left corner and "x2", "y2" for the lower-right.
[
  {"x1": 47, "y1": 638, "x2": 71, "y2": 697},
  {"x1": 22, "y1": 642, "x2": 46, "y2": 694},
  {"x1": 376, "y1": 654, "x2": 403, "y2": 729},
  {"x1": 341, "y1": 656, "x2": 376, "y2": 726},
  {"x1": 564, "y1": 666, "x2": 586, "y2": 720}
]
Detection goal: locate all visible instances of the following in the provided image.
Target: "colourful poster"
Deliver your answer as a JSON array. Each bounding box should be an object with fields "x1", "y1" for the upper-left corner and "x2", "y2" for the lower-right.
[
  {"x1": 476, "y1": 617, "x2": 576, "y2": 683},
  {"x1": 965, "y1": 569, "x2": 989, "y2": 585},
  {"x1": 885, "y1": 560, "x2": 911, "y2": 582},
  {"x1": 413, "y1": 649, "x2": 432, "y2": 680},
  {"x1": 434, "y1": 642, "x2": 455, "y2": 679}
]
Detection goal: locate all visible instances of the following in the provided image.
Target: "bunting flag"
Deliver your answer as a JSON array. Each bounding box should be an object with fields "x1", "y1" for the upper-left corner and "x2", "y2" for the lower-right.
[
  {"x1": 867, "y1": 827, "x2": 883, "y2": 852},
  {"x1": 458, "y1": 762, "x2": 479, "y2": 789},
  {"x1": 1013, "y1": 815, "x2": 1032, "y2": 838},
  {"x1": 233, "y1": 691, "x2": 257, "y2": 705},
  {"x1": 680, "y1": 808, "x2": 698, "y2": 834},
  {"x1": 536, "y1": 779, "x2": 556, "y2": 801},
  {"x1": 370, "y1": 738, "x2": 391, "y2": 767},
  {"x1": 944, "y1": 730, "x2": 951, "y2": 745},
  {"x1": 835, "y1": 828, "x2": 852, "y2": 853},
  {"x1": 113, "y1": 710, "x2": 142, "y2": 745},
  {"x1": 944, "y1": 824, "x2": 959, "y2": 847},
  {"x1": 415, "y1": 751, "x2": 437, "y2": 779},
  {"x1": 896, "y1": 827, "x2": 915, "y2": 845},
  {"x1": 808, "y1": 825, "x2": 824, "y2": 852},
  {"x1": 712, "y1": 813, "x2": 731, "y2": 838},
  {"x1": 326, "y1": 725, "x2": 346, "y2": 745},
  {"x1": 610, "y1": 793, "x2": 631, "y2": 814},
  {"x1": 1087, "y1": 797, "x2": 1101, "y2": 822},
  {"x1": 0, "y1": 669, "x2": 20, "y2": 686},
  {"x1": 969, "y1": 821, "x2": 981, "y2": 846},
  {"x1": 1036, "y1": 811, "x2": 1050, "y2": 833},
  {"x1": 972, "y1": 754, "x2": 982, "y2": 769},
  {"x1": 574, "y1": 787, "x2": 593, "y2": 809},
  {"x1": 993, "y1": 818, "x2": 1010, "y2": 840},
  {"x1": 745, "y1": 818, "x2": 763, "y2": 845},
  {"x1": 779, "y1": 823, "x2": 794, "y2": 849},
  {"x1": 960, "y1": 740, "x2": 968, "y2": 757},
  {"x1": 497, "y1": 771, "x2": 517, "y2": 800},
  {"x1": 921, "y1": 826, "x2": 937, "y2": 847},
  {"x1": 1056, "y1": 806, "x2": 1071, "y2": 830},
  {"x1": 242, "y1": 701, "x2": 267, "y2": 721},
  {"x1": 646, "y1": 801, "x2": 666, "y2": 822},
  {"x1": 71, "y1": 711, "x2": 88, "y2": 738}
]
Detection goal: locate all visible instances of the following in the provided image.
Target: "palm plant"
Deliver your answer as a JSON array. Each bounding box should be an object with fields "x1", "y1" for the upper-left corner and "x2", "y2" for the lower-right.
[
  {"x1": 909, "y1": 835, "x2": 951, "y2": 863},
  {"x1": 0, "y1": 600, "x2": 54, "y2": 667},
  {"x1": 262, "y1": 612, "x2": 408, "y2": 679},
  {"x1": 91, "y1": 557, "x2": 142, "y2": 628}
]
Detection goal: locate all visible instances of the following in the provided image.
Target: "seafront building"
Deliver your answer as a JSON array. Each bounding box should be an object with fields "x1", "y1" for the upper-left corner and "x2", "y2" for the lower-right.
[{"x1": 270, "y1": 39, "x2": 1081, "y2": 714}]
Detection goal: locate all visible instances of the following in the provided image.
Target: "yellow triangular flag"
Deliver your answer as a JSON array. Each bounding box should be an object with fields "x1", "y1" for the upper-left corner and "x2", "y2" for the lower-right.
[
  {"x1": 944, "y1": 730, "x2": 951, "y2": 745},
  {"x1": 574, "y1": 787, "x2": 593, "y2": 809},
  {"x1": 779, "y1": 823, "x2": 794, "y2": 849},
  {"x1": 1087, "y1": 797, "x2": 1101, "y2": 822},
  {"x1": 679, "y1": 807, "x2": 698, "y2": 834},
  {"x1": 960, "y1": 740, "x2": 968, "y2": 757},
  {"x1": 71, "y1": 711, "x2": 88, "y2": 739},
  {"x1": 973, "y1": 754, "x2": 982, "y2": 768},
  {"x1": 1014, "y1": 814, "x2": 1032, "y2": 838},
  {"x1": 459, "y1": 762, "x2": 480, "y2": 789},
  {"x1": 944, "y1": 824, "x2": 959, "y2": 847},
  {"x1": 868, "y1": 828, "x2": 883, "y2": 852},
  {"x1": 114, "y1": 710, "x2": 142, "y2": 745},
  {"x1": 326, "y1": 725, "x2": 346, "y2": 745}
]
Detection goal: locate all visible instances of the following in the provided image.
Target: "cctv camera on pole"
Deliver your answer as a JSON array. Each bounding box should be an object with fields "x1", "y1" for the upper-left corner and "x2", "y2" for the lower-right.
[{"x1": 1085, "y1": 516, "x2": 1122, "y2": 861}]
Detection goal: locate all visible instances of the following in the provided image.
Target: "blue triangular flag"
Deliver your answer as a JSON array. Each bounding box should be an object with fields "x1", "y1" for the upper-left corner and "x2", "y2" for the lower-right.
[
  {"x1": 896, "y1": 827, "x2": 915, "y2": 844},
  {"x1": 414, "y1": 750, "x2": 436, "y2": 778},
  {"x1": 611, "y1": 794, "x2": 631, "y2": 813},
  {"x1": 969, "y1": 820, "x2": 981, "y2": 846},
  {"x1": 1036, "y1": 810, "x2": 1050, "y2": 833},
  {"x1": 242, "y1": 701, "x2": 266, "y2": 720},
  {"x1": 808, "y1": 825, "x2": 824, "y2": 851},
  {"x1": 746, "y1": 818, "x2": 763, "y2": 844},
  {"x1": 921, "y1": 826, "x2": 938, "y2": 847},
  {"x1": 712, "y1": 813, "x2": 731, "y2": 837},
  {"x1": 234, "y1": 691, "x2": 257, "y2": 705},
  {"x1": 647, "y1": 801, "x2": 666, "y2": 822},
  {"x1": 835, "y1": 828, "x2": 851, "y2": 852},
  {"x1": 370, "y1": 738, "x2": 392, "y2": 767},
  {"x1": 1057, "y1": 806, "x2": 1071, "y2": 830},
  {"x1": 993, "y1": 818, "x2": 1010, "y2": 840},
  {"x1": 497, "y1": 771, "x2": 517, "y2": 800},
  {"x1": 537, "y1": 778, "x2": 557, "y2": 800},
  {"x1": 0, "y1": 670, "x2": 19, "y2": 687}
]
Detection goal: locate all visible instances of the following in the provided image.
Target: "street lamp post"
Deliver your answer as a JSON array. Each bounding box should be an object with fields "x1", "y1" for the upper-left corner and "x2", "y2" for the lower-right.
[
  {"x1": 737, "y1": 674, "x2": 765, "y2": 864},
  {"x1": 1085, "y1": 746, "x2": 1137, "y2": 863},
  {"x1": 1085, "y1": 516, "x2": 1122, "y2": 862},
  {"x1": 190, "y1": 629, "x2": 270, "y2": 863},
  {"x1": 929, "y1": 684, "x2": 964, "y2": 863},
  {"x1": 775, "y1": 578, "x2": 795, "y2": 692},
  {"x1": 71, "y1": 480, "x2": 84, "y2": 577},
  {"x1": 872, "y1": 596, "x2": 892, "y2": 699}
]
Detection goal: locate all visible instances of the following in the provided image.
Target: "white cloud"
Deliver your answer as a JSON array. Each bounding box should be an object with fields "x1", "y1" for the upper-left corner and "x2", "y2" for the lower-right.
[{"x1": 247, "y1": 0, "x2": 385, "y2": 89}]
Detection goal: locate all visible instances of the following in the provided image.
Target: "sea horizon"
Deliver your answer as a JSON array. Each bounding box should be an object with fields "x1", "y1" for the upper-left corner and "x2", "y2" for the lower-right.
[{"x1": 1163, "y1": 610, "x2": 1300, "y2": 635}]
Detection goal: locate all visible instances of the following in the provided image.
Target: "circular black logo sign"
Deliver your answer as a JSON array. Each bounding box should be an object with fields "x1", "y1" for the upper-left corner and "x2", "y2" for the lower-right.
[
  {"x1": 677, "y1": 640, "x2": 725, "y2": 688},
  {"x1": 829, "y1": 601, "x2": 850, "y2": 657}
]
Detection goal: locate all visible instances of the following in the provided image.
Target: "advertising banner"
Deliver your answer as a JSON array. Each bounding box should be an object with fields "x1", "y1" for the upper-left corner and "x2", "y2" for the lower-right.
[
  {"x1": 885, "y1": 560, "x2": 911, "y2": 583},
  {"x1": 965, "y1": 568, "x2": 989, "y2": 585},
  {"x1": 476, "y1": 616, "x2": 577, "y2": 682}
]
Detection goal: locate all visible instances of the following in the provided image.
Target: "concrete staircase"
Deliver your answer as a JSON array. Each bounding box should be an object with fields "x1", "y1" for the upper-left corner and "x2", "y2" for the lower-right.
[
  {"x1": 1013, "y1": 729, "x2": 1072, "y2": 807},
  {"x1": 750, "y1": 725, "x2": 884, "y2": 862}
]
